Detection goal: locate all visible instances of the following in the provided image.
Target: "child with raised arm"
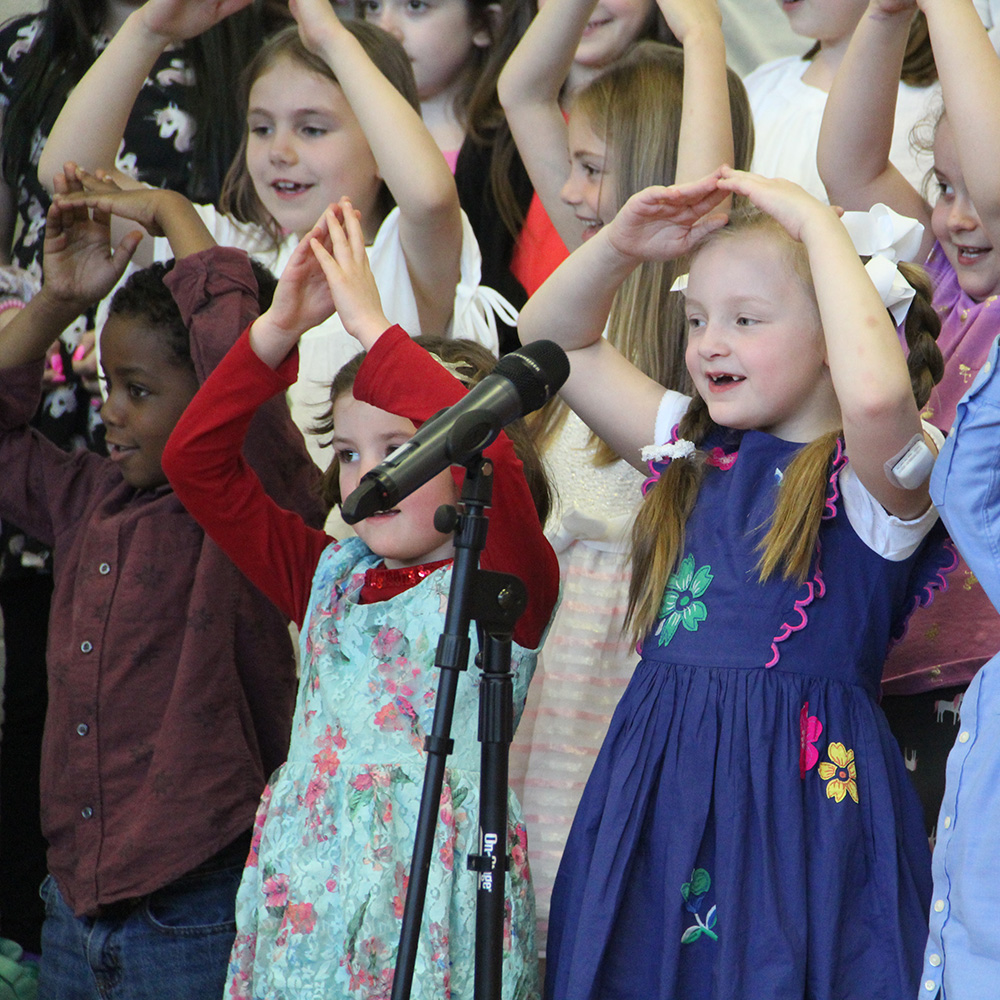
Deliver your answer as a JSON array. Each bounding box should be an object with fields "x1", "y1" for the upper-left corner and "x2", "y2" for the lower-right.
[
  {"x1": 0, "y1": 175, "x2": 324, "y2": 1000},
  {"x1": 161, "y1": 198, "x2": 560, "y2": 999},
  {"x1": 496, "y1": 0, "x2": 753, "y2": 954},
  {"x1": 498, "y1": 0, "x2": 731, "y2": 254},
  {"x1": 818, "y1": 0, "x2": 1000, "y2": 838},
  {"x1": 518, "y1": 167, "x2": 948, "y2": 999},
  {"x1": 39, "y1": 0, "x2": 510, "y2": 468},
  {"x1": 358, "y1": 0, "x2": 503, "y2": 167},
  {"x1": 743, "y1": 0, "x2": 937, "y2": 202},
  {"x1": 495, "y1": 0, "x2": 678, "y2": 295}
]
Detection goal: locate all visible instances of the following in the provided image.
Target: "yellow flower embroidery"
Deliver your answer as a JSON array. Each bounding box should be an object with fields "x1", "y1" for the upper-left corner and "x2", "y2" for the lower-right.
[{"x1": 817, "y1": 742, "x2": 858, "y2": 803}]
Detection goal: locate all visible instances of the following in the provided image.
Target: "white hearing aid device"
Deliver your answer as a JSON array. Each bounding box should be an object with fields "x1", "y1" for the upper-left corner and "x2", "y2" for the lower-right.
[{"x1": 884, "y1": 432, "x2": 936, "y2": 490}]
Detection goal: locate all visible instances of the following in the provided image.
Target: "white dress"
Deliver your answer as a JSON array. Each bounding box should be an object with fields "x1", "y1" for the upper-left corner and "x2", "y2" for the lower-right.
[
  {"x1": 510, "y1": 408, "x2": 645, "y2": 955},
  {"x1": 743, "y1": 55, "x2": 939, "y2": 202},
  {"x1": 151, "y1": 204, "x2": 514, "y2": 469}
]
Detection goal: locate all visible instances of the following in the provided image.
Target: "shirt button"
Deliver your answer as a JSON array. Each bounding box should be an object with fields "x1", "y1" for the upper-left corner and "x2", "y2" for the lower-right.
[
  {"x1": 959, "y1": 731, "x2": 970, "y2": 743},
  {"x1": 944, "y1": 815, "x2": 952, "y2": 829},
  {"x1": 924, "y1": 981, "x2": 937, "y2": 992},
  {"x1": 99, "y1": 562, "x2": 111, "y2": 575},
  {"x1": 929, "y1": 954, "x2": 942, "y2": 967},
  {"x1": 80, "y1": 640, "x2": 93, "y2": 654},
  {"x1": 934, "y1": 899, "x2": 945, "y2": 912},
  {"x1": 76, "y1": 723, "x2": 89, "y2": 736},
  {"x1": 81, "y1": 806, "x2": 94, "y2": 819}
]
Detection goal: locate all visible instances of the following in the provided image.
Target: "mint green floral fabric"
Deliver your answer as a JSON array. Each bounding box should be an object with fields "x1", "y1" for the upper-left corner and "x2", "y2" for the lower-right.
[
  {"x1": 655, "y1": 555, "x2": 714, "y2": 647},
  {"x1": 227, "y1": 538, "x2": 540, "y2": 999}
]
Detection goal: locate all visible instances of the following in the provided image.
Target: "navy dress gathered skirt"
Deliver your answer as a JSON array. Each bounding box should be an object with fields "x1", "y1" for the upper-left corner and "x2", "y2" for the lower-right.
[{"x1": 545, "y1": 430, "x2": 950, "y2": 1000}]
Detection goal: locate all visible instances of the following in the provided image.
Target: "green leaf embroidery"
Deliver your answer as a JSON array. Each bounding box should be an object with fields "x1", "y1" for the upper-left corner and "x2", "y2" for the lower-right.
[
  {"x1": 681, "y1": 869, "x2": 718, "y2": 945},
  {"x1": 344, "y1": 896, "x2": 371, "y2": 957},
  {"x1": 682, "y1": 867, "x2": 711, "y2": 900}
]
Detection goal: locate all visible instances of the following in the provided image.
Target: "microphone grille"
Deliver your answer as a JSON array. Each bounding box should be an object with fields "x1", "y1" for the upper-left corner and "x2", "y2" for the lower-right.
[{"x1": 493, "y1": 340, "x2": 570, "y2": 414}]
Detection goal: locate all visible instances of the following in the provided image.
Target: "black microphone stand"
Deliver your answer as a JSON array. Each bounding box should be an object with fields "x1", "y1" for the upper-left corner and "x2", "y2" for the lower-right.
[{"x1": 390, "y1": 451, "x2": 527, "y2": 1000}]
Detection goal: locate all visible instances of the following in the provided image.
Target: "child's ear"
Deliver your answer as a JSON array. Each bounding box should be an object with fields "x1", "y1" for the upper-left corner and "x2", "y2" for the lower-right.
[{"x1": 472, "y1": 4, "x2": 502, "y2": 48}]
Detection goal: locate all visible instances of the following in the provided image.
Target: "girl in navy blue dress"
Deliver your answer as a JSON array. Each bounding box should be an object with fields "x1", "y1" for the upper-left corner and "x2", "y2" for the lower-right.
[{"x1": 518, "y1": 166, "x2": 949, "y2": 1000}]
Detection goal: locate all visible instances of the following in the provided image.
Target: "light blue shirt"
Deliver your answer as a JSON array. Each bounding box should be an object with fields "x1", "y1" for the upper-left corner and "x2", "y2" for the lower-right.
[{"x1": 922, "y1": 334, "x2": 1000, "y2": 999}]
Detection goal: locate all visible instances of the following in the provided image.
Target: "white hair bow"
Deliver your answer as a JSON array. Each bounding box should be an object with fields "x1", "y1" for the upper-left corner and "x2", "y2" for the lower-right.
[{"x1": 840, "y1": 203, "x2": 924, "y2": 326}]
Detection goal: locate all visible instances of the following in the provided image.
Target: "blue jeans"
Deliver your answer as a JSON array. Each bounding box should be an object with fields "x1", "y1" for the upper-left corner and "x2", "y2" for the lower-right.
[{"x1": 37, "y1": 836, "x2": 247, "y2": 1000}]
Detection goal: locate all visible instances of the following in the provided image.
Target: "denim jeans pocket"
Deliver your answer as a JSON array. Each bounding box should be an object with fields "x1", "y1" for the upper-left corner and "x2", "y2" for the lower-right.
[{"x1": 142, "y1": 862, "x2": 242, "y2": 937}]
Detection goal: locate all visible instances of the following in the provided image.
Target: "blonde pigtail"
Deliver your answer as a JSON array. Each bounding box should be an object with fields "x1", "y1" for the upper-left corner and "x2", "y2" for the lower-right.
[
  {"x1": 626, "y1": 397, "x2": 715, "y2": 642},
  {"x1": 756, "y1": 430, "x2": 842, "y2": 584}
]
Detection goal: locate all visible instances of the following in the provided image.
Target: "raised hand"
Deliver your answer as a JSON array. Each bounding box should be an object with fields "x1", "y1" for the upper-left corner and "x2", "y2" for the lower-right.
[
  {"x1": 309, "y1": 198, "x2": 389, "y2": 351},
  {"x1": 605, "y1": 170, "x2": 730, "y2": 263},
  {"x1": 716, "y1": 167, "x2": 841, "y2": 244},
  {"x1": 55, "y1": 166, "x2": 171, "y2": 236},
  {"x1": 248, "y1": 206, "x2": 342, "y2": 369},
  {"x1": 54, "y1": 164, "x2": 215, "y2": 258},
  {"x1": 288, "y1": 0, "x2": 342, "y2": 55},
  {"x1": 44, "y1": 170, "x2": 142, "y2": 311},
  {"x1": 655, "y1": 0, "x2": 723, "y2": 44},
  {"x1": 139, "y1": 0, "x2": 256, "y2": 44}
]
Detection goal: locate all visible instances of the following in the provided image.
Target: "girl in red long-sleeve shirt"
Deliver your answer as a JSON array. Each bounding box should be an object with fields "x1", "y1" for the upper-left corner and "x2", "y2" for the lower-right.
[{"x1": 163, "y1": 198, "x2": 559, "y2": 1000}]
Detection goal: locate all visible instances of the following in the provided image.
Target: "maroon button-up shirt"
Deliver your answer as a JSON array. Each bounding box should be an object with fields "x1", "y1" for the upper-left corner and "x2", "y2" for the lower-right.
[{"x1": 0, "y1": 247, "x2": 325, "y2": 915}]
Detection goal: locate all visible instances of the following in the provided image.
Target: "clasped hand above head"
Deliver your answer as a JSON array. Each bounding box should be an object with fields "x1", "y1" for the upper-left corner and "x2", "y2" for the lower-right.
[
  {"x1": 249, "y1": 198, "x2": 391, "y2": 370},
  {"x1": 0, "y1": 166, "x2": 143, "y2": 371},
  {"x1": 138, "y1": 0, "x2": 257, "y2": 45},
  {"x1": 605, "y1": 166, "x2": 847, "y2": 266},
  {"x1": 45, "y1": 166, "x2": 144, "y2": 314},
  {"x1": 51, "y1": 161, "x2": 216, "y2": 262}
]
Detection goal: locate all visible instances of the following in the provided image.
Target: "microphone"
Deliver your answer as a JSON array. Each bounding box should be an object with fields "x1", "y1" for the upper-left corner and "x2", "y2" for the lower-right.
[{"x1": 341, "y1": 340, "x2": 569, "y2": 524}]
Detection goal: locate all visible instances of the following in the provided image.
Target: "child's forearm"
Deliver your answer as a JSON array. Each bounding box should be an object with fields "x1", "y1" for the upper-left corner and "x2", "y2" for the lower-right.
[
  {"x1": 817, "y1": 5, "x2": 918, "y2": 214},
  {"x1": 0, "y1": 287, "x2": 84, "y2": 368},
  {"x1": 314, "y1": 25, "x2": 455, "y2": 226},
  {"x1": 519, "y1": 225, "x2": 635, "y2": 353},
  {"x1": 164, "y1": 330, "x2": 329, "y2": 627},
  {"x1": 155, "y1": 191, "x2": 217, "y2": 258},
  {"x1": 310, "y1": 19, "x2": 460, "y2": 335},
  {"x1": 498, "y1": 0, "x2": 593, "y2": 111},
  {"x1": 519, "y1": 228, "x2": 667, "y2": 465},
  {"x1": 804, "y1": 207, "x2": 929, "y2": 516},
  {"x1": 674, "y1": 17, "x2": 732, "y2": 185},
  {"x1": 806, "y1": 210, "x2": 915, "y2": 417},
  {"x1": 497, "y1": 0, "x2": 598, "y2": 250},
  {"x1": 37, "y1": 9, "x2": 167, "y2": 193}
]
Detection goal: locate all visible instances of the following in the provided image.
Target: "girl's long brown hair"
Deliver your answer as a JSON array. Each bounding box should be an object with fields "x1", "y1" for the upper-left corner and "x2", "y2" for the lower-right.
[
  {"x1": 531, "y1": 42, "x2": 756, "y2": 465},
  {"x1": 625, "y1": 210, "x2": 943, "y2": 641}
]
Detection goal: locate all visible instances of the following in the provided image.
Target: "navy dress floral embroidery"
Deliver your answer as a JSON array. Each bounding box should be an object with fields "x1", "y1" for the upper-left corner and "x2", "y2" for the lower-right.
[{"x1": 545, "y1": 429, "x2": 950, "y2": 1000}]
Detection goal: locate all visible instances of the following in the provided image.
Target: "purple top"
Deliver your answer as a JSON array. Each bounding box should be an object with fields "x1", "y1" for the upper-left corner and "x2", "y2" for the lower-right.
[
  {"x1": 882, "y1": 243, "x2": 1000, "y2": 693},
  {"x1": 922, "y1": 241, "x2": 1000, "y2": 434}
]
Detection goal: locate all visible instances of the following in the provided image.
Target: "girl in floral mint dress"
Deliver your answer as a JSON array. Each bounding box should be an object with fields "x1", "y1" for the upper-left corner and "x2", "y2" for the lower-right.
[
  {"x1": 162, "y1": 199, "x2": 558, "y2": 999},
  {"x1": 517, "y1": 167, "x2": 951, "y2": 1000}
]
